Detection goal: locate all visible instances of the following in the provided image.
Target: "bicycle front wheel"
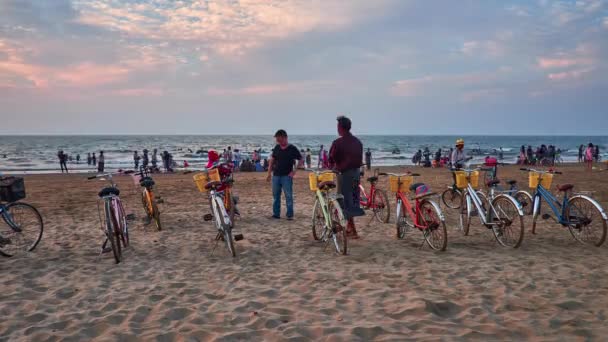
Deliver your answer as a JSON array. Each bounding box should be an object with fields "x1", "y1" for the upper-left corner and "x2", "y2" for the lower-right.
[
  {"x1": 0, "y1": 202, "x2": 44, "y2": 257},
  {"x1": 372, "y1": 189, "x2": 390, "y2": 223},
  {"x1": 151, "y1": 199, "x2": 162, "y2": 231},
  {"x1": 565, "y1": 197, "x2": 607, "y2": 247},
  {"x1": 214, "y1": 196, "x2": 236, "y2": 257},
  {"x1": 442, "y1": 188, "x2": 462, "y2": 209},
  {"x1": 311, "y1": 198, "x2": 325, "y2": 241},
  {"x1": 458, "y1": 193, "x2": 471, "y2": 236},
  {"x1": 490, "y1": 196, "x2": 524, "y2": 248},
  {"x1": 104, "y1": 200, "x2": 121, "y2": 263},
  {"x1": 329, "y1": 199, "x2": 347, "y2": 255},
  {"x1": 420, "y1": 200, "x2": 447, "y2": 251},
  {"x1": 514, "y1": 191, "x2": 533, "y2": 216}
]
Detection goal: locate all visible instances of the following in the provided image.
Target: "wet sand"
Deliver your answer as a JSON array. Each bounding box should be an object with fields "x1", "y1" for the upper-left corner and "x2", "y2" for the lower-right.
[{"x1": 1, "y1": 164, "x2": 608, "y2": 341}]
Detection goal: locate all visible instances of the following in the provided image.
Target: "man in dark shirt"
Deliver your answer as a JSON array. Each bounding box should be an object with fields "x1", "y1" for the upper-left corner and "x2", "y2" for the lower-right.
[
  {"x1": 329, "y1": 116, "x2": 365, "y2": 238},
  {"x1": 266, "y1": 129, "x2": 303, "y2": 220}
]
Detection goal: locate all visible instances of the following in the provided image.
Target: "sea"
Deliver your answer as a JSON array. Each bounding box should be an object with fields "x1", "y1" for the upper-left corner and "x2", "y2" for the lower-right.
[{"x1": 0, "y1": 135, "x2": 606, "y2": 174}]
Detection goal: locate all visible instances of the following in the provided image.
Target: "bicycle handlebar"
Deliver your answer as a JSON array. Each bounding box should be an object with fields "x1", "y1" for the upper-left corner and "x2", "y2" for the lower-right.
[
  {"x1": 519, "y1": 168, "x2": 562, "y2": 175},
  {"x1": 379, "y1": 172, "x2": 420, "y2": 177}
]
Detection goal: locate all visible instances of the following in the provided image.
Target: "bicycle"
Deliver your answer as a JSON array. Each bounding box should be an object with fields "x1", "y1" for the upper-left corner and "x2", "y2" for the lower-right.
[
  {"x1": 480, "y1": 164, "x2": 534, "y2": 215},
  {"x1": 359, "y1": 167, "x2": 390, "y2": 223},
  {"x1": 132, "y1": 166, "x2": 162, "y2": 231},
  {"x1": 0, "y1": 177, "x2": 44, "y2": 257},
  {"x1": 193, "y1": 165, "x2": 241, "y2": 257},
  {"x1": 455, "y1": 168, "x2": 525, "y2": 248},
  {"x1": 309, "y1": 169, "x2": 348, "y2": 255},
  {"x1": 88, "y1": 173, "x2": 130, "y2": 263},
  {"x1": 441, "y1": 159, "x2": 473, "y2": 209},
  {"x1": 379, "y1": 171, "x2": 447, "y2": 251},
  {"x1": 521, "y1": 168, "x2": 607, "y2": 246}
]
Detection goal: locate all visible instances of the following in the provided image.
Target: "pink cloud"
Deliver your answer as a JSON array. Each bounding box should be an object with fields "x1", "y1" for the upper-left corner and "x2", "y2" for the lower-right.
[
  {"x1": 547, "y1": 68, "x2": 593, "y2": 81},
  {"x1": 112, "y1": 87, "x2": 164, "y2": 97},
  {"x1": 537, "y1": 57, "x2": 592, "y2": 69},
  {"x1": 208, "y1": 80, "x2": 336, "y2": 96}
]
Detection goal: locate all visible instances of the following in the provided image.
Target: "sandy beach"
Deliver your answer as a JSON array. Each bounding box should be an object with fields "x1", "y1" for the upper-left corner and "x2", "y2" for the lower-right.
[{"x1": 1, "y1": 164, "x2": 608, "y2": 341}]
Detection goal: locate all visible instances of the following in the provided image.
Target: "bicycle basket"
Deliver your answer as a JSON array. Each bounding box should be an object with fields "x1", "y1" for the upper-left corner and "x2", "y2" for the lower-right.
[
  {"x1": 454, "y1": 171, "x2": 479, "y2": 189},
  {"x1": 309, "y1": 172, "x2": 335, "y2": 191},
  {"x1": 193, "y1": 169, "x2": 221, "y2": 192},
  {"x1": 529, "y1": 171, "x2": 553, "y2": 189},
  {"x1": 0, "y1": 176, "x2": 26, "y2": 202},
  {"x1": 389, "y1": 175, "x2": 413, "y2": 193}
]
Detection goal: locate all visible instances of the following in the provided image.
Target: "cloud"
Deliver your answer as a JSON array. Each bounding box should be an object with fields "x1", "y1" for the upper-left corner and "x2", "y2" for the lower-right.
[
  {"x1": 208, "y1": 80, "x2": 337, "y2": 96},
  {"x1": 537, "y1": 57, "x2": 593, "y2": 69},
  {"x1": 460, "y1": 40, "x2": 504, "y2": 57},
  {"x1": 547, "y1": 68, "x2": 593, "y2": 81}
]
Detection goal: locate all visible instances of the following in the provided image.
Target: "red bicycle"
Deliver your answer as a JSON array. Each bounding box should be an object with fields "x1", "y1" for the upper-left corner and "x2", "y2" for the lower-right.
[
  {"x1": 359, "y1": 168, "x2": 390, "y2": 223},
  {"x1": 379, "y1": 171, "x2": 447, "y2": 251}
]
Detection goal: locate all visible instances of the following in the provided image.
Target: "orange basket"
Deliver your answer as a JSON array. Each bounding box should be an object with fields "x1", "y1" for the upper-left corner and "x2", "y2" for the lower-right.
[
  {"x1": 529, "y1": 171, "x2": 553, "y2": 189},
  {"x1": 193, "y1": 169, "x2": 221, "y2": 192},
  {"x1": 309, "y1": 172, "x2": 335, "y2": 191},
  {"x1": 454, "y1": 170, "x2": 479, "y2": 189},
  {"x1": 389, "y1": 175, "x2": 413, "y2": 193}
]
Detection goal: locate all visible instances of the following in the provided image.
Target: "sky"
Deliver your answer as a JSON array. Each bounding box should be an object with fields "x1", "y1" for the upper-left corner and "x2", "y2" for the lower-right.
[{"x1": 0, "y1": 0, "x2": 607, "y2": 135}]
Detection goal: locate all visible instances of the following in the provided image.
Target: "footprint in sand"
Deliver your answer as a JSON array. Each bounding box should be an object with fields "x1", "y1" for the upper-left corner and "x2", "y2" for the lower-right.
[{"x1": 424, "y1": 300, "x2": 463, "y2": 318}]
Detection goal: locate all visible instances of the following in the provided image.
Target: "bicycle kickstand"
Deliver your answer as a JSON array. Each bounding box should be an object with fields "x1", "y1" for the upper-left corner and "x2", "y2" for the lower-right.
[
  {"x1": 208, "y1": 232, "x2": 222, "y2": 257},
  {"x1": 365, "y1": 212, "x2": 376, "y2": 228}
]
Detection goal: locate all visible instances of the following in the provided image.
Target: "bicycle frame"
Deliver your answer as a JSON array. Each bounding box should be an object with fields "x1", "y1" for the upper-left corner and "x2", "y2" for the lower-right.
[
  {"x1": 531, "y1": 185, "x2": 568, "y2": 224},
  {"x1": 209, "y1": 189, "x2": 231, "y2": 229},
  {"x1": 395, "y1": 191, "x2": 443, "y2": 229},
  {"x1": 463, "y1": 183, "x2": 525, "y2": 226},
  {"x1": 0, "y1": 205, "x2": 19, "y2": 231}
]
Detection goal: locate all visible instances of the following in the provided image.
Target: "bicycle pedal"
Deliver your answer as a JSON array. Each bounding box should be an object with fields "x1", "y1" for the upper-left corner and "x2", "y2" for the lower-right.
[
  {"x1": 234, "y1": 234, "x2": 244, "y2": 241},
  {"x1": 156, "y1": 199, "x2": 164, "y2": 204},
  {"x1": 203, "y1": 214, "x2": 213, "y2": 221},
  {"x1": 542, "y1": 214, "x2": 551, "y2": 220},
  {"x1": 126, "y1": 214, "x2": 136, "y2": 221}
]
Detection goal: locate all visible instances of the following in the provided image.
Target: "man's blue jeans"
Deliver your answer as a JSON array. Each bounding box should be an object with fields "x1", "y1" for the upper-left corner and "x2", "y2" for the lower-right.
[{"x1": 272, "y1": 175, "x2": 294, "y2": 218}]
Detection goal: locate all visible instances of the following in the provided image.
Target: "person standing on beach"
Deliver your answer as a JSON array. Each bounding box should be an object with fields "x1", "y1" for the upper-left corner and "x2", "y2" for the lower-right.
[
  {"x1": 266, "y1": 129, "x2": 303, "y2": 220},
  {"x1": 305, "y1": 148, "x2": 312, "y2": 169},
  {"x1": 133, "y1": 151, "x2": 140, "y2": 170},
  {"x1": 585, "y1": 143, "x2": 594, "y2": 170},
  {"x1": 233, "y1": 149, "x2": 241, "y2": 170},
  {"x1": 450, "y1": 139, "x2": 468, "y2": 169},
  {"x1": 578, "y1": 144, "x2": 584, "y2": 163},
  {"x1": 98, "y1": 151, "x2": 105, "y2": 173},
  {"x1": 365, "y1": 148, "x2": 372, "y2": 170},
  {"x1": 329, "y1": 116, "x2": 365, "y2": 238},
  {"x1": 317, "y1": 145, "x2": 325, "y2": 169},
  {"x1": 92, "y1": 153, "x2": 97, "y2": 167},
  {"x1": 594, "y1": 145, "x2": 600, "y2": 162},
  {"x1": 76, "y1": 154, "x2": 80, "y2": 164},
  {"x1": 142, "y1": 149, "x2": 149, "y2": 170},
  {"x1": 152, "y1": 149, "x2": 158, "y2": 170},
  {"x1": 58, "y1": 150, "x2": 68, "y2": 173},
  {"x1": 87, "y1": 153, "x2": 92, "y2": 166}
]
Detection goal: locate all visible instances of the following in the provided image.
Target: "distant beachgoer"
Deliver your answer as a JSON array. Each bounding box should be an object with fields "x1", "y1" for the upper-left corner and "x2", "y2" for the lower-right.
[
  {"x1": 266, "y1": 129, "x2": 302, "y2": 220},
  {"x1": 58, "y1": 150, "x2": 68, "y2": 173},
  {"x1": 586, "y1": 143, "x2": 594, "y2": 171},
  {"x1": 578, "y1": 145, "x2": 584, "y2": 163},
  {"x1": 233, "y1": 149, "x2": 241, "y2": 170},
  {"x1": 252, "y1": 150, "x2": 259, "y2": 163},
  {"x1": 317, "y1": 145, "x2": 325, "y2": 169},
  {"x1": 498, "y1": 147, "x2": 504, "y2": 160},
  {"x1": 152, "y1": 149, "x2": 158, "y2": 169},
  {"x1": 76, "y1": 154, "x2": 80, "y2": 164},
  {"x1": 556, "y1": 148, "x2": 562, "y2": 164},
  {"x1": 98, "y1": 151, "x2": 105, "y2": 173},
  {"x1": 305, "y1": 148, "x2": 312, "y2": 169},
  {"x1": 594, "y1": 145, "x2": 600, "y2": 162},
  {"x1": 322, "y1": 149, "x2": 329, "y2": 168},
  {"x1": 519, "y1": 146, "x2": 526, "y2": 165},
  {"x1": 263, "y1": 158, "x2": 269, "y2": 171},
  {"x1": 526, "y1": 146, "x2": 534, "y2": 164},
  {"x1": 365, "y1": 148, "x2": 372, "y2": 170},
  {"x1": 226, "y1": 147, "x2": 233, "y2": 163},
  {"x1": 92, "y1": 153, "x2": 97, "y2": 166},
  {"x1": 329, "y1": 115, "x2": 365, "y2": 239},
  {"x1": 142, "y1": 149, "x2": 149, "y2": 169},
  {"x1": 422, "y1": 147, "x2": 431, "y2": 167},
  {"x1": 87, "y1": 153, "x2": 92, "y2": 166},
  {"x1": 133, "y1": 151, "x2": 140, "y2": 170},
  {"x1": 184, "y1": 160, "x2": 189, "y2": 168}
]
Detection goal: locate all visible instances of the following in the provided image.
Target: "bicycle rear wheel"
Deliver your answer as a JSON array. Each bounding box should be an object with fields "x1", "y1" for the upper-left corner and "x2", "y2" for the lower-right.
[
  {"x1": 490, "y1": 196, "x2": 524, "y2": 248},
  {"x1": 311, "y1": 198, "x2": 325, "y2": 241},
  {"x1": 214, "y1": 196, "x2": 236, "y2": 257},
  {"x1": 514, "y1": 191, "x2": 533, "y2": 216},
  {"x1": 329, "y1": 199, "x2": 347, "y2": 255},
  {"x1": 565, "y1": 197, "x2": 607, "y2": 247},
  {"x1": 105, "y1": 200, "x2": 121, "y2": 263},
  {"x1": 442, "y1": 188, "x2": 462, "y2": 209},
  {"x1": 372, "y1": 189, "x2": 390, "y2": 223},
  {"x1": 420, "y1": 200, "x2": 447, "y2": 251},
  {"x1": 395, "y1": 200, "x2": 413, "y2": 239},
  {"x1": 0, "y1": 202, "x2": 44, "y2": 257}
]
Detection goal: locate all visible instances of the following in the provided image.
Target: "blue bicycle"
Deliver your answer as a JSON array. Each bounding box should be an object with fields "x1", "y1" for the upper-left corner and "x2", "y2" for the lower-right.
[
  {"x1": 0, "y1": 177, "x2": 44, "y2": 257},
  {"x1": 521, "y1": 168, "x2": 607, "y2": 246}
]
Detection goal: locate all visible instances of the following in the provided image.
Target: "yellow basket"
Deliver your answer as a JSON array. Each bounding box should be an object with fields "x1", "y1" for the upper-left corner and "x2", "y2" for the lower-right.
[
  {"x1": 193, "y1": 169, "x2": 221, "y2": 192},
  {"x1": 529, "y1": 172, "x2": 553, "y2": 189},
  {"x1": 389, "y1": 175, "x2": 413, "y2": 193},
  {"x1": 309, "y1": 172, "x2": 335, "y2": 191},
  {"x1": 454, "y1": 170, "x2": 479, "y2": 189}
]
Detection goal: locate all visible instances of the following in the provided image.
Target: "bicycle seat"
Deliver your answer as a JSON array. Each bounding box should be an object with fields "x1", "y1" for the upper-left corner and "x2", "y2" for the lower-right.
[
  {"x1": 506, "y1": 180, "x2": 517, "y2": 186},
  {"x1": 409, "y1": 182, "x2": 425, "y2": 191},
  {"x1": 367, "y1": 176, "x2": 378, "y2": 183},
  {"x1": 140, "y1": 177, "x2": 155, "y2": 187},
  {"x1": 486, "y1": 179, "x2": 501, "y2": 187},
  {"x1": 319, "y1": 181, "x2": 336, "y2": 190},
  {"x1": 557, "y1": 184, "x2": 574, "y2": 192},
  {"x1": 98, "y1": 187, "x2": 120, "y2": 198},
  {"x1": 205, "y1": 181, "x2": 223, "y2": 190},
  {"x1": 415, "y1": 191, "x2": 436, "y2": 200}
]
